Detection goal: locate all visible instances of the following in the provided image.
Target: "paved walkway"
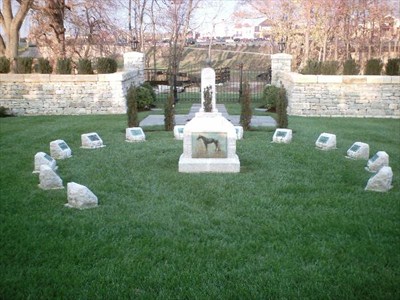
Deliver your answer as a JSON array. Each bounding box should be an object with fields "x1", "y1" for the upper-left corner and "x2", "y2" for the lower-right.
[{"x1": 139, "y1": 104, "x2": 277, "y2": 127}]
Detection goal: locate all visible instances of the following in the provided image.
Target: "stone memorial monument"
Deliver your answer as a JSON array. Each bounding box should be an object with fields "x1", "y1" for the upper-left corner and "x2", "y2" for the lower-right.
[
  {"x1": 179, "y1": 67, "x2": 240, "y2": 173},
  {"x1": 33, "y1": 152, "x2": 57, "y2": 173},
  {"x1": 315, "y1": 133, "x2": 336, "y2": 150},
  {"x1": 365, "y1": 151, "x2": 389, "y2": 173},
  {"x1": 272, "y1": 128, "x2": 292, "y2": 144},
  {"x1": 346, "y1": 142, "x2": 369, "y2": 160},
  {"x1": 174, "y1": 125, "x2": 185, "y2": 140},
  {"x1": 81, "y1": 132, "x2": 105, "y2": 149},
  {"x1": 234, "y1": 126, "x2": 243, "y2": 140},
  {"x1": 50, "y1": 139, "x2": 72, "y2": 159},
  {"x1": 38, "y1": 165, "x2": 64, "y2": 190},
  {"x1": 126, "y1": 127, "x2": 146, "y2": 142},
  {"x1": 65, "y1": 182, "x2": 98, "y2": 209},
  {"x1": 365, "y1": 166, "x2": 393, "y2": 192}
]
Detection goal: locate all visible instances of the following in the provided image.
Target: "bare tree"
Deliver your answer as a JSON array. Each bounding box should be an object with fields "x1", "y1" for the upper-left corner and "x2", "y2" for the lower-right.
[
  {"x1": 158, "y1": 0, "x2": 201, "y2": 130},
  {"x1": 30, "y1": 0, "x2": 122, "y2": 62},
  {"x1": 0, "y1": 0, "x2": 34, "y2": 72}
]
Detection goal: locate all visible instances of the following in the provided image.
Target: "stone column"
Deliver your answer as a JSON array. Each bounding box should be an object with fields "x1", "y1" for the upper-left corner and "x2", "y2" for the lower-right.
[
  {"x1": 200, "y1": 67, "x2": 217, "y2": 113},
  {"x1": 123, "y1": 52, "x2": 145, "y2": 71},
  {"x1": 271, "y1": 53, "x2": 292, "y2": 86}
]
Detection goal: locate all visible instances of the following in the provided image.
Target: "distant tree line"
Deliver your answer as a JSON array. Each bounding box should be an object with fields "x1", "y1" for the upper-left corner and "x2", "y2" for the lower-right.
[{"x1": 241, "y1": 0, "x2": 399, "y2": 70}]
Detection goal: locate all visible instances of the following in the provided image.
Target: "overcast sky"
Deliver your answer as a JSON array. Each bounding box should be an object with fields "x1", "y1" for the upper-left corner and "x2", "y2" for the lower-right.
[{"x1": 194, "y1": 0, "x2": 239, "y2": 35}]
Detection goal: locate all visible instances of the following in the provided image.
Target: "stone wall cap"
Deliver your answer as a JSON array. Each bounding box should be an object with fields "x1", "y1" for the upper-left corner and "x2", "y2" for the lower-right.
[
  {"x1": 271, "y1": 53, "x2": 293, "y2": 59},
  {"x1": 317, "y1": 75, "x2": 343, "y2": 83}
]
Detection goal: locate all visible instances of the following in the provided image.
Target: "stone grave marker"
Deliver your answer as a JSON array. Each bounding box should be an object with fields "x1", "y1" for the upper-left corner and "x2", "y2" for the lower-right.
[
  {"x1": 272, "y1": 128, "x2": 292, "y2": 143},
  {"x1": 235, "y1": 126, "x2": 243, "y2": 140},
  {"x1": 50, "y1": 139, "x2": 72, "y2": 159},
  {"x1": 315, "y1": 133, "x2": 336, "y2": 150},
  {"x1": 346, "y1": 142, "x2": 369, "y2": 160},
  {"x1": 33, "y1": 152, "x2": 57, "y2": 173},
  {"x1": 126, "y1": 127, "x2": 146, "y2": 142},
  {"x1": 174, "y1": 125, "x2": 185, "y2": 140},
  {"x1": 365, "y1": 166, "x2": 393, "y2": 192},
  {"x1": 38, "y1": 165, "x2": 64, "y2": 190},
  {"x1": 65, "y1": 182, "x2": 98, "y2": 209},
  {"x1": 81, "y1": 132, "x2": 105, "y2": 149},
  {"x1": 365, "y1": 151, "x2": 389, "y2": 172}
]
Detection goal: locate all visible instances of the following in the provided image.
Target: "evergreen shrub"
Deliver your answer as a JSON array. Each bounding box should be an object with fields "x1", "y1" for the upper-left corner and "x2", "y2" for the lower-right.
[
  {"x1": 301, "y1": 60, "x2": 321, "y2": 75},
  {"x1": 385, "y1": 58, "x2": 400, "y2": 76},
  {"x1": 343, "y1": 59, "x2": 360, "y2": 75},
  {"x1": 126, "y1": 85, "x2": 139, "y2": 127},
  {"x1": 141, "y1": 82, "x2": 156, "y2": 103},
  {"x1": 276, "y1": 85, "x2": 288, "y2": 128},
  {"x1": 96, "y1": 57, "x2": 117, "y2": 73},
  {"x1": 364, "y1": 59, "x2": 383, "y2": 75},
  {"x1": 17, "y1": 57, "x2": 33, "y2": 73},
  {"x1": 240, "y1": 81, "x2": 252, "y2": 131},
  {"x1": 37, "y1": 58, "x2": 53, "y2": 74},
  {"x1": 164, "y1": 93, "x2": 175, "y2": 131},
  {"x1": 0, "y1": 106, "x2": 14, "y2": 117},
  {"x1": 78, "y1": 58, "x2": 93, "y2": 74},
  {"x1": 262, "y1": 85, "x2": 280, "y2": 111},
  {"x1": 56, "y1": 58, "x2": 72, "y2": 74},
  {"x1": 0, "y1": 57, "x2": 11, "y2": 73},
  {"x1": 321, "y1": 61, "x2": 339, "y2": 75}
]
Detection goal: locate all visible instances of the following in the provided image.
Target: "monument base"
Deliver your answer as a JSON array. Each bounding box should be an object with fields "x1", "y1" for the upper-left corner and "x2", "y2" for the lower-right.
[
  {"x1": 179, "y1": 154, "x2": 240, "y2": 173},
  {"x1": 178, "y1": 111, "x2": 240, "y2": 173}
]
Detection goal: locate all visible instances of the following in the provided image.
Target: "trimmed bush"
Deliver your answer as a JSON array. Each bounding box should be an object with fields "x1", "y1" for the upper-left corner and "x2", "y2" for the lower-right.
[
  {"x1": 37, "y1": 58, "x2": 53, "y2": 74},
  {"x1": 385, "y1": 58, "x2": 400, "y2": 76},
  {"x1": 364, "y1": 59, "x2": 383, "y2": 75},
  {"x1": 262, "y1": 85, "x2": 281, "y2": 111},
  {"x1": 0, "y1": 57, "x2": 11, "y2": 73},
  {"x1": 240, "y1": 81, "x2": 252, "y2": 131},
  {"x1": 78, "y1": 58, "x2": 93, "y2": 74},
  {"x1": 56, "y1": 58, "x2": 72, "y2": 74},
  {"x1": 321, "y1": 61, "x2": 339, "y2": 75},
  {"x1": 135, "y1": 86, "x2": 154, "y2": 110},
  {"x1": 276, "y1": 85, "x2": 288, "y2": 128},
  {"x1": 0, "y1": 106, "x2": 14, "y2": 117},
  {"x1": 126, "y1": 85, "x2": 139, "y2": 127},
  {"x1": 141, "y1": 82, "x2": 156, "y2": 104},
  {"x1": 343, "y1": 59, "x2": 360, "y2": 75},
  {"x1": 301, "y1": 60, "x2": 321, "y2": 75},
  {"x1": 17, "y1": 57, "x2": 33, "y2": 73},
  {"x1": 96, "y1": 57, "x2": 117, "y2": 74}
]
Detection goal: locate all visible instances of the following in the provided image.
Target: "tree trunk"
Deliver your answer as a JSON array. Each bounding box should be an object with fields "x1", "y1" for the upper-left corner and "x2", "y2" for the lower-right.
[{"x1": 6, "y1": 24, "x2": 20, "y2": 73}]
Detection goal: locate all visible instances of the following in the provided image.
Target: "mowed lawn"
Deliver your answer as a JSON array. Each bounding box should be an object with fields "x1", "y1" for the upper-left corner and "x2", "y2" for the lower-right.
[{"x1": 0, "y1": 108, "x2": 399, "y2": 299}]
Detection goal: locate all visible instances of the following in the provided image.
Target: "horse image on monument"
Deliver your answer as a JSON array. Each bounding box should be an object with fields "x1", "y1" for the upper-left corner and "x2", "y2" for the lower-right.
[{"x1": 192, "y1": 132, "x2": 227, "y2": 158}]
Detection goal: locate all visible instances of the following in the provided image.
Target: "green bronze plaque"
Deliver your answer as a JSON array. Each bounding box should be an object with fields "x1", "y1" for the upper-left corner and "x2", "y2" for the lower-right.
[
  {"x1": 318, "y1": 135, "x2": 329, "y2": 144},
  {"x1": 349, "y1": 144, "x2": 361, "y2": 152},
  {"x1": 276, "y1": 131, "x2": 287, "y2": 138},
  {"x1": 88, "y1": 134, "x2": 100, "y2": 141},
  {"x1": 131, "y1": 129, "x2": 142, "y2": 136},
  {"x1": 59, "y1": 142, "x2": 69, "y2": 150}
]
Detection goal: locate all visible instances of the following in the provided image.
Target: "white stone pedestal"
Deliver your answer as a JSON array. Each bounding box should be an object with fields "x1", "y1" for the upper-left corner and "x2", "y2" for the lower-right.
[{"x1": 179, "y1": 112, "x2": 240, "y2": 173}]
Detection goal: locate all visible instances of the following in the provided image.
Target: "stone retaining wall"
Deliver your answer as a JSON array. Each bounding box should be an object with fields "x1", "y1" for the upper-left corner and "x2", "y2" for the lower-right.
[
  {"x1": 276, "y1": 72, "x2": 400, "y2": 118},
  {"x1": 0, "y1": 70, "x2": 143, "y2": 115}
]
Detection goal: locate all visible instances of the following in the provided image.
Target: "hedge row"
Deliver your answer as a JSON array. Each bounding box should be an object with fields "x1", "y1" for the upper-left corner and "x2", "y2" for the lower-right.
[
  {"x1": 301, "y1": 58, "x2": 400, "y2": 76},
  {"x1": 0, "y1": 57, "x2": 118, "y2": 74}
]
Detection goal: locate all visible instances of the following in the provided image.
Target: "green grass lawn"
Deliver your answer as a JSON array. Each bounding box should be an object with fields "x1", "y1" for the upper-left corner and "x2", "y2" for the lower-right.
[{"x1": 0, "y1": 110, "x2": 399, "y2": 299}]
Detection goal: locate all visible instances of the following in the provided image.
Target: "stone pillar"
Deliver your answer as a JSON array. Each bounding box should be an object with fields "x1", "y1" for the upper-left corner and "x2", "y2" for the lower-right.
[
  {"x1": 200, "y1": 67, "x2": 217, "y2": 113},
  {"x1": 271, "y1": 53, "x2": 292, "y2": 86},
  {"x1": 123, "y1": 52, "x2": 145, "y2": 71}
]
